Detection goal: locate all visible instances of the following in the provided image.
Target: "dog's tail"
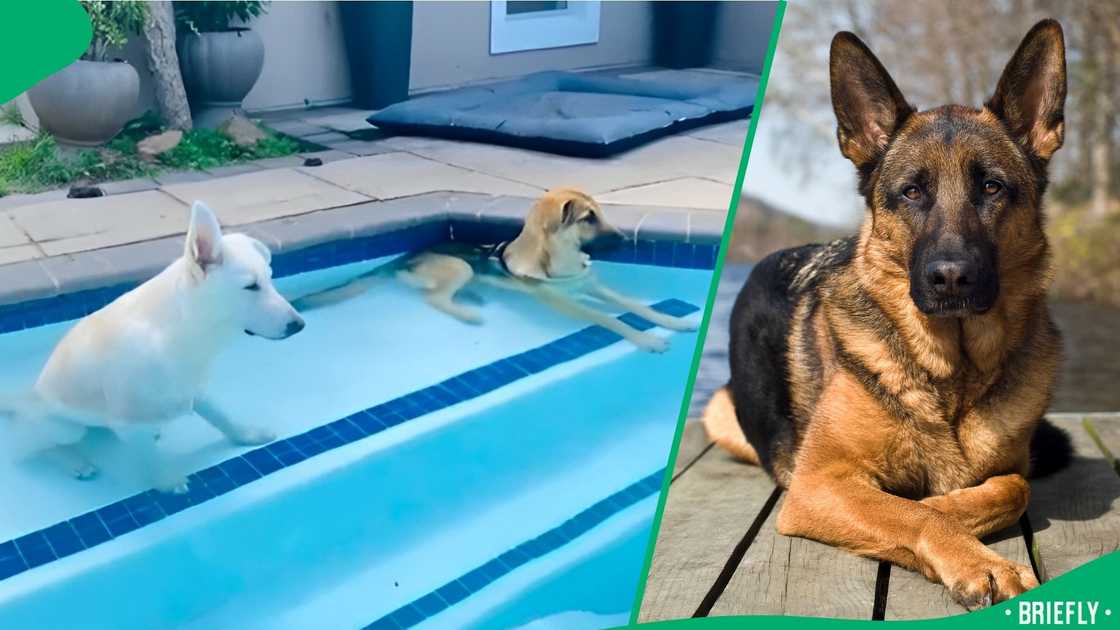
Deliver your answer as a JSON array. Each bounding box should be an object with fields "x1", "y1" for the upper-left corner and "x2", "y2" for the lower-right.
[
  {"x1": 0, "y1": 392, "x2": 84, "y2": 460},
  {"x1": 701, "y1": 386, "x2": 759, "y2": 465},
  {"x1": 1029, "y1": 417, "x2": 1074, "y2": 479},
  {"x1": 290, "y1": 257, "x2": 403, "y2": 312}
]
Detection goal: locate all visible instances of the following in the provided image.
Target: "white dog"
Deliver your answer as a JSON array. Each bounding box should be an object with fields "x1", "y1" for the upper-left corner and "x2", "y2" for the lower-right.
[{"x1": 7, "y1": 201, "x2": 303, "y2": 492}]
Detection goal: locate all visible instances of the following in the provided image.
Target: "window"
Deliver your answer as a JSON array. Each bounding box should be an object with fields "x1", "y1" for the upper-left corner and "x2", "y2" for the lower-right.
[{"x1": 489, "y1": 0, "x2": 601, "y2": 54}]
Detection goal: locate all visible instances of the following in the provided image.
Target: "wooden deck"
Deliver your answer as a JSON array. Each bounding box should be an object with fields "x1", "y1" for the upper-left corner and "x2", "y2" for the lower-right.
[{"x1": 638, "y1": 413, "x2": 1120, "y2": 622}]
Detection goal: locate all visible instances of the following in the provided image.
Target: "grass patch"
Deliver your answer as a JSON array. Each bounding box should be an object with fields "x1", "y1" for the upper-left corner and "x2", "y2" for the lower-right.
[
  {"x1": 0, "y1": 113, "x2": 303, "y2": 197},
  {"x1": 1049, "y1": 202, "x2": 1120, "y2": 306},
  {"x1": 0, "y1": 104, "x2": 24, "y2": 127}
]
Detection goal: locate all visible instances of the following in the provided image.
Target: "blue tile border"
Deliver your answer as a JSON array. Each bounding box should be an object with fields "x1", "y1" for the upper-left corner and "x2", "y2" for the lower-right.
[
  {"x1": 0, "y1": 219, "x2": 716, "y2": 335},
  {"x1": 364, "y1": 468, "x2": 666, "y2": 630},
  {"x1": 0, "y1": 300, "x2": 697, "y2": 585}
]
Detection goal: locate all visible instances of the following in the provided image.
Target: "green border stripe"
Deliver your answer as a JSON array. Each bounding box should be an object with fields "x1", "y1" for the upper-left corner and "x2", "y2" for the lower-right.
[{"x1": 627, "y1": 1, "x2": 788, "y2": 623}]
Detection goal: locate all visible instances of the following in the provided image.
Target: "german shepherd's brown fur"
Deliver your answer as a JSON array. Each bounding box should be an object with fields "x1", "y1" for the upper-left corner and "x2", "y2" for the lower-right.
[{"x1": 704, "y1": 20, "x2": 1072, "y2": 608}]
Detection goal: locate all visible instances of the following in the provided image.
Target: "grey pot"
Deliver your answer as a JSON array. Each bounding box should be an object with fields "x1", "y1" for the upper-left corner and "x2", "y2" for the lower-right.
[
  {"x1": 27, "y1": 60, "x2": 139, "y2": 146},
  {"x1": 179, "y1": 28, "x2": 264, "y2": 128}
]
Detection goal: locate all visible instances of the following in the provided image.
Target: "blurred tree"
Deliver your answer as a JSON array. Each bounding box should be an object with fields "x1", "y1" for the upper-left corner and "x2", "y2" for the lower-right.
[{"x1": 764, "y1": 0, "x2": 1118, "y2": 215}]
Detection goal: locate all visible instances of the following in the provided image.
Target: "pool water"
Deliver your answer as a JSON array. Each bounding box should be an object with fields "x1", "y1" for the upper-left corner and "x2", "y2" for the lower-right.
[{"x1": 0, "y1": 256, "x2": 709, "y2": 628}]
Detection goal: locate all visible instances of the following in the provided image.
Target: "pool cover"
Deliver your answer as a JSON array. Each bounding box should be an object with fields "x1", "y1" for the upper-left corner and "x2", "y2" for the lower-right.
[{"x1": 367, "y1": 70, "x2": 758, "y2": 157}]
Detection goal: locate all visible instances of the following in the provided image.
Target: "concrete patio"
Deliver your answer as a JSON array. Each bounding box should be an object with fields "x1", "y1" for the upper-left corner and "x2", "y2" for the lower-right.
[{"x1": 0, "y1": 106, "x2": 746, "y2": 268}]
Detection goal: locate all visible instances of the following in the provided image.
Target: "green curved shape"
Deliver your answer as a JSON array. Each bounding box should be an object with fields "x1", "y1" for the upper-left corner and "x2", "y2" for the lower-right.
[
  {"x1": 0, "y1": 1, "x2": 91, "y2": 104},
  {"x1": 626, "y1": 551, "x2": 1119, "y2": 628}
]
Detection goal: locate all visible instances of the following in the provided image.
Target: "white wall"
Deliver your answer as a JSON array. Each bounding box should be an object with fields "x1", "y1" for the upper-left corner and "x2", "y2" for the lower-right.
[
  {"x1": 713, "y1": 1, "x2": 778, "y2": 74},
  {"x1": 121, "y1": 1, "x2": 352, "y2": 116},
  {"x1": 409, "y1": 1, "x2": 655, "y2": 93}
]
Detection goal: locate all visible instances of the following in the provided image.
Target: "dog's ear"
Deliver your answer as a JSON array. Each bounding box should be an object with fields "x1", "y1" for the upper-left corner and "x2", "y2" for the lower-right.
[
  {"x1": 829, "y1": 32, "x2": 913, "y2": 168},
  {"x1": 186, "y1": 201, "x2": 224, "y2": 272},
  {"x1": 250, "y1": 237, "x2": 272, "y2": 264},
  {"x1": 560, "y1": 199, "x2": 579, "y2": 226},
  {"x1": 986, "y1": 19, "x2": 1066, "y2": 161}
]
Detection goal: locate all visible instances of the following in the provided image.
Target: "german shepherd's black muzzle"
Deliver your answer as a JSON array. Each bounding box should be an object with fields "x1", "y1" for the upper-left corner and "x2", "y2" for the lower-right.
[{"x1": 909, "y1": 224, "x2": 999, "y2": 317}]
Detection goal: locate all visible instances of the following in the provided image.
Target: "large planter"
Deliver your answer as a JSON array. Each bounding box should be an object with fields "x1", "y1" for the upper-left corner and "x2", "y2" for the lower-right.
[
  {"x1": 339, "y1": 1, "x2": 412, "y2": 109},
  {"x1": 178, "y1": 27, "x2": 264, "y2": 128},
  {"x1": 27, "y1": 60, "x2": 139, "y2": 146},
  {"x1": 652, "y1": 2, "x2": 719, "y2": 69}
]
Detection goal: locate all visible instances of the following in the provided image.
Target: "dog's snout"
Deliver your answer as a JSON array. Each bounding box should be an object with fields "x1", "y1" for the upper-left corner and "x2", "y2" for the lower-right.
[
  {"x1": 285, "y1": 318, "x2": 305, "y2": 337},
  {"x1": 925, "y1": 260, "x2": 975, "y2": 297}
]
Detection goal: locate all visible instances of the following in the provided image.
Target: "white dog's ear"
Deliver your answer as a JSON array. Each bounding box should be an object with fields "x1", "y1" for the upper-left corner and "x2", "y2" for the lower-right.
[
  {"x1": 186, "y1": 201, "x2": 224, "y2": 271},
  {"x1": 250, "y1": 238, "x2": 272, "y2": 264}
]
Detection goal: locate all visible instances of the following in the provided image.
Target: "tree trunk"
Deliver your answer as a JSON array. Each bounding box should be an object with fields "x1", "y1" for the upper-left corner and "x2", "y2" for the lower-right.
[
  {"x1": 143, "y1": 1, "x2": 192, "y2": 131},
  {"x1": 1088, "y1": 6, "x2": 1113, "y2": 219}
]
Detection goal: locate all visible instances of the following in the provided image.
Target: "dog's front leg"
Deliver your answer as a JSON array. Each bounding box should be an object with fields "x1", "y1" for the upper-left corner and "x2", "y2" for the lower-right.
[
  {"x1": 533, "y1": 286, "x2": 669, "y2": 352},
  {"x1": 117, "y1": 426, "x2": 190, "y2": 494},
  {"x1": 195, "y1": 398, "x2": 275, "y2": 446},
  {"x1": 778, "y1": 470, "x2": 1037, "y2": 608},
  {"x1": 584, "y1": 281, "x2": 698, "y2": 331},
  {"x1": 921, "y1": 473, "x2": 1031, "y2": 539}
]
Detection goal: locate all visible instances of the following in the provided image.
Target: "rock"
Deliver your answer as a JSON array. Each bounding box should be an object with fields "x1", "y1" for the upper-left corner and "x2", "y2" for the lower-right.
[
  {"x1": 136, "y1": 129, "x2": 182, "y2": 161},
  {"x1": 219, "y1": 115, "x2": 268, "y2": 147}
]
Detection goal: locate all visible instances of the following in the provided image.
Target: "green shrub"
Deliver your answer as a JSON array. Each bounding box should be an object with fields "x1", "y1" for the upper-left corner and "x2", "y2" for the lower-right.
[
  {"x1": 175, "y1": 1, "x2": 266, "y2": 33},
  {"x1": 80, "y1": 0, "x2": 148, "y2": 62}
]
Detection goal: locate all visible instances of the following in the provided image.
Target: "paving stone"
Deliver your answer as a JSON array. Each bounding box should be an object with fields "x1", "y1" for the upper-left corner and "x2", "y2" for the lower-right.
[
  {"x1": 263, "y1": 119, "x2": 331, "y2": 138},
  {"x1": 0, "y1": 189, "x2": 69, "y2": 210},
  {"x1": 93, "y1": 235, "x2": 183, "y2": 283},
  {"x1": 303, "y1": 152, "x2": 542, "y2": 200},
  {"x1": 251, "y1": 155, "x2": 307, "y2": 170},
  {"x1": 688, "y1": 210, "x2": 729, "y2": 243},
  {"x1": 0, "y1": 214, "x2": 31, "y2": 247},
  {"x1": 0, "y1": 244, "x2": 41, "y2": 266},
  {"x1": 624, "y1": 136, "x2": 745, "y2": 185},
  {"x1": 38, "y1": 251, "x2": 117, "y2": 293},
  {"x1": 303, "y1": 110, "x2": 377, "y2": 133},
  {"x1": 687, "y1": 119, "x2": 751, "y2": 146},
  {"x1": 597, "y1": 177, "x2": 734, "y2": 210},
  {"x1": 326, "y1": 139, "x2": 396, "y2": 157},
  {"x1": 634, "y1": 209, "x2": 691, "y2": 240},
  {"x1": 205, "y1": 163, "x2": 262, "y2": 178},
  {"x1": 297, "y1": 149, "x2": 355, "y2": 165},
  {"x1": 302, "y1": 130, "x2": 351, "y2": 145},
  {"x1": 460, "y1": 194, "x2": 532, "y2": 222},
  {"x1": 99, "y1": 177, "x2": 160, "y2": 195},
  {"x1": 393, "y1": 138, "x2": 653, "y2": 195},
  {"x1": 0, "y1": 259, "x2": 58, "y2": 305},
  {"x1": 161, "y1": 168, "x2": 369, "y2": 226},
  {"x1": 7, "y1": 190, "x2": 189, "y2": 257},
  {"x1": 154, "y1": 170, "x2": 213, "y2": 186}
]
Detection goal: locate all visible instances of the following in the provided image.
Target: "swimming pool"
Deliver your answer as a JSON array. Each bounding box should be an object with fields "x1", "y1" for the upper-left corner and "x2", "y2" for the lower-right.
[{"x1": 0, "y1": 224, "x2": 714, "y2": 628}]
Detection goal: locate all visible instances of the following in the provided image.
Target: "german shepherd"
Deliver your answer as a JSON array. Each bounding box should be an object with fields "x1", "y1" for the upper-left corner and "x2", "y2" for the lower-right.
[{"x1": 702, "y1": 20, "x2": 1073, "y2": 608}]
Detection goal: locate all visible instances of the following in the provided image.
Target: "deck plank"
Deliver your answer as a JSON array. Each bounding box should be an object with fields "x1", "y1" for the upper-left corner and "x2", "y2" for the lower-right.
[
  {"x1": 712, "y1": 495, "x2": 880, "y2": 619},
  {"x1": 1027, "y1": 415, "x2": 1120, "y2": 580},
  {"x1": 639, "y1": 426, "x2": 777, "y2": 623},
  {"x1": 673, "y1": 421, "x2": 714, "y2": 477},
  {"x1": 1083, "y1": 415, "x2": 1119, "y2": 475}
]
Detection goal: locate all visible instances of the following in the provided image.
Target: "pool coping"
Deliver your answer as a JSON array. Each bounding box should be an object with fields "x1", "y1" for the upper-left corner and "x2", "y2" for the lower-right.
[
  {"x1": 0, "y1": 192, "x2": 724, "y2": 309},
  {"x1": 0, "y1": 300, "x2": 698, "y2": 588}
]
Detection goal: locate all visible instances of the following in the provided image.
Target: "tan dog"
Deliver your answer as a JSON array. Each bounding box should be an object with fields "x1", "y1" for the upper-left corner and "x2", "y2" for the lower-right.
[{"x1": 293, "y1": 189, "x2": 697, "y2": 352}]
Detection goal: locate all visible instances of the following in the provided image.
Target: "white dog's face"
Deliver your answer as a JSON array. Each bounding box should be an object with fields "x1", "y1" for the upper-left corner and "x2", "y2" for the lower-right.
[{"x1": 186, "y1": 202, "x2": 305, "y2": 340}]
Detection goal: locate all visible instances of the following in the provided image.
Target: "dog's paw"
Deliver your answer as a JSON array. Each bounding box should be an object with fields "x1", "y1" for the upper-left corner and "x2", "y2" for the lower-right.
[
  {"x1": 229, "y1": 427, "x2": 276, "y2": 446},
  {"x1": 635, "y1": 333, "x2": 670, "y2": 353},
  {"x1": 944, "y1": 558, "x2": 1038, "y2": 610},
  {"x1": 666, "y1": 316, "x2": 700, "y2": 332},
  {"x1": 71, "y1": 462, "x2": 99, "y2": 480}
]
